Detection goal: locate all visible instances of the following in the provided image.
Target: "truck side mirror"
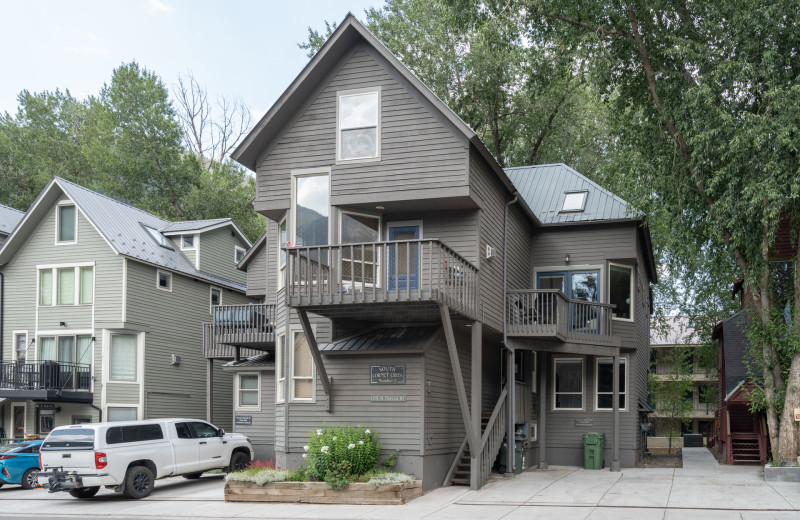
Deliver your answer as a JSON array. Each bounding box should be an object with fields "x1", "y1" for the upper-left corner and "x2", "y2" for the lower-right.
[{"x1": 218, "y1": 428, "x2": 225, "y2": 437}]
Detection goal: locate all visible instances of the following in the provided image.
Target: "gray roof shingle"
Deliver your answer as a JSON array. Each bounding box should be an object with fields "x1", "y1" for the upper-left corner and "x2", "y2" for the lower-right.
[
  {"x1": 318, "y1": 326, "x2": 440, "y2": 352},
  {"x1": 0, "y1": 204, "x2": 24, "y2": 236}
]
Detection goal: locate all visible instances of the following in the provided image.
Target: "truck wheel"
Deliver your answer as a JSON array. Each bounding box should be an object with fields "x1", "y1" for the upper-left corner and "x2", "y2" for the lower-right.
[
  {"x1": 229, "y1": 451, "x2": 250, "y2": 472},
  {"x1": 21, "y1": 468, "x2": 39, "y2": 490},
  {"x1": 69, "y1": 486, "x2": 100, "y2": 499},
  {"x1": 182, "y1": 472, "x2": 203, "y2": 479},
  {"x1": 122, "y1": 466, "x2": 154, "y2": 499}
]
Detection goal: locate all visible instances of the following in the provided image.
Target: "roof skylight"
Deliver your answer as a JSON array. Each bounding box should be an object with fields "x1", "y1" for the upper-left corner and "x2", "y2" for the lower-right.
[
  {"x1": 143, "y1": 224, "x2": 174, "y2": 250},
  {"x1": 561, "y1": 191, "x2": 588, "y2": 213}
]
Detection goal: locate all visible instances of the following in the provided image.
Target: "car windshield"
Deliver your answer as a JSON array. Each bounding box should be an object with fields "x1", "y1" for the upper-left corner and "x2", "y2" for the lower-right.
[
  {"x1": 0, "y1": 442, "x2": 30, "y2": 453},
  {"x1": 42, "y1": 428, "x2": 95, "y2": 449}
]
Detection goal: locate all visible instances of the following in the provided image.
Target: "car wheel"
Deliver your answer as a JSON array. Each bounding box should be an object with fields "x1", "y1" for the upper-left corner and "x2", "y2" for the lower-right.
[
  {"x1": 122, "y1": 466, "x2": 154, "y2": 499},
  {"x1": 182, "y1": 472, "x2": 203, "y2": 479},
  {"x1": 21, "y1": 468, "x2": 38, "y2": 490},
  {"x1": 69, "y1": 486, "x2": 100, "y2": 499},
  {"x1": 229, "y1": 451, "x2": 250, "y2": 472}
]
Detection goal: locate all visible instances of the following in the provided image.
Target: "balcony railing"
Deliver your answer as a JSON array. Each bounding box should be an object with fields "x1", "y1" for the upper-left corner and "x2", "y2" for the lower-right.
[
  {"x1": 506, "y1": 289, "x2": 615, "y2": 344},
  {"x1": 285, "y1": 239, "x2": 478, "y2": 320},
  {"x1": 0, "y1": 361, "x2": 91, "y2": 392},
  {"x1": 203, "y1": 303, "x2": 277, "y2": 357}
]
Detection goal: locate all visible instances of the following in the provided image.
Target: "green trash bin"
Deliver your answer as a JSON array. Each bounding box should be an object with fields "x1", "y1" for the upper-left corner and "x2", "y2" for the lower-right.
[
  {"x1": 582, "y1": 432, "x2": 605, "y2": 470},
  {"x1": 514, "y1": 440, "x2": 524, "y2": 474}
]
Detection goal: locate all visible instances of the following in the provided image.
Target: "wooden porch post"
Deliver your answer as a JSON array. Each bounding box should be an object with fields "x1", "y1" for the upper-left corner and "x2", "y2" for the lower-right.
[
  {"x1": 538, "y1": 351, "x2": 547, "y2": 469},
  {"x1": 611, "y1": 353, "x2": 620, "y2": 471},
  {"x1": 206, "y1": 358, "x2": 213, "y2": 423},
  {"x1": 297, "y1": 309, "x2": 333, "y2": 412},
  {"x1": 439, "y1": 304, "x2": 475, "y2": 455},
  {"x1": 470, "y1": 320, "x2": 482, "y2": 489}
]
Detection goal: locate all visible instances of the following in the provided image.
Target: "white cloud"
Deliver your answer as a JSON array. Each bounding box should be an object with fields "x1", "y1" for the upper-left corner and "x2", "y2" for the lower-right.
[{"x1": 147, "y1": 0, "x2": 174, "y2": 14}]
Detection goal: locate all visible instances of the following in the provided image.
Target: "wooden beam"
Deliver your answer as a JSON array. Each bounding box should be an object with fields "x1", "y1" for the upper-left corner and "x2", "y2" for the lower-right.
[
  {"x1": 611, "y1": 352, "x2": 621, "y2": 471},
  {"x1": 297, "y1": 309, "x2": 333, "y2": 412},
  {"x1": 470, "y1": 321, "x2": 482, "y2": 490},
  {"x1": 206, "y1": 359, "x2": 213, "y2": 423},
  {"x1": 439, "y1": 304, "x2": 475, "y2": 453},
  {"x1": 538, "y1": 351, "x2": 547, "y2": 469},
  {"x1": 511, "y1": 340, "x2": 619, "y2": 358}
]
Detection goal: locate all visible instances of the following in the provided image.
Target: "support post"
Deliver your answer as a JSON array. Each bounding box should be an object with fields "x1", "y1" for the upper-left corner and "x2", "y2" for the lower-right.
[
  {"x1": 439, "y1": 304, "x2": 475, "y2": 453},
  {"x1": 506, "y1": 347, "x2": 515, "y2": 476},
  {"x1": 611, "y1": 352, "x2": 620, "y2": 471},
  {"x1": 206, "y1": 358, "x2": 213, "y2": 423},
  {"x1": 538, "y1": 351, "x2": 547, "y2": 469},
  {"x1": 297, "y1": 309, "x2": 333, "y2": 412},
  {"x1": 470, "y1": 320, "x2": 482, "y2": 489}
]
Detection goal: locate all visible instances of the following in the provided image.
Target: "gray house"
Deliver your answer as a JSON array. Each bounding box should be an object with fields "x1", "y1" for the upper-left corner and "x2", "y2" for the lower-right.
[
  {"x1": 0, "y1": 204, "x2": 24, "y2": 245},
  {"x1": 0, "y1": 177, "x2": 254, "y2": 440},
  {"x1": 207, "y1": 14, "x2": 656, "y2": 490}
]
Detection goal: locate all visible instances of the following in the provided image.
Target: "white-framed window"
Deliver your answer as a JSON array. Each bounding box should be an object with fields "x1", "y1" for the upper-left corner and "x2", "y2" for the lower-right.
[
  {"x1": 560, "y1": 191, "x2": 588, "y2": 213},
  {"x1": 596, "y1": 357, "x2": 627, "y2": 411},
  {"x1": 609, "y1": 263, "x2": 634, "y2": 321},
  {"x1": 38, "y1": 265, "x2": 94, "y2": 306},
  {"x1": 553, "y1": 358, "x2": 583, "y2": 410},
  {"x1": 13, "y1": 331, "x2": 28, "y2": 362},
  {"x1": 291, "y1": 329, "x2": 315, "y2": 402},
  {"x1": 236, "y1": 373, "x2": 260, "y2": 409},
  {"x1": 107, "y1": 407, "x2": 138, "y2": 422},
  {"x1": 291, "y1": 169, "x2": 330, "y2": 248},
  {"x1": 56, "y1": 203, "x2": 77, "y2": 244},
  {"x1": 38, "y1": 335, "x2": 92, "y2": 365},
  {"x1": 181, "y1": 234, "x2": 196, "y2": 249},
  {"x1": 278, "y1": 217, "x2": 287, "y2": 289},
  {"x1": 109, "y1": 334, "x2": 137, "y2": 381},
  {"x1": 210, "y1": 287, "x2": 221, "y2": 312},
  {"x1": 276, "y1": 332, "x2": 286, "y2": 403},
  {"x1": 157, "y1": 269, "x2": 172, "y2": 292},
  {"x1": 340, "y1": 211, "x2": 381, "y2": 286},
  {"x1": 235, "y1": 245, "x2": 246, "y2": 264},
  {"x1": 337, "y1": 87, "x2": 380, "y2": 161}
]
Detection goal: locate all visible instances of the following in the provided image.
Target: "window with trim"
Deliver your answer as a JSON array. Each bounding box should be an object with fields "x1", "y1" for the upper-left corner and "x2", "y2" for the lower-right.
[
  {"x1": 107, "y1": 407, "x2": 137, "y2": 422},
  {"x1": 38, "y1": 266, "x2": 93, "y2": 306},
  {"x1": 210, "y1": 287, "x2": 221, "y2": 311},
  {"x1": 560, "y1": 191, "x2": 588, "y2": 213},
  {"x1": 57, "y1": 204, "x2": 77, "y2": 243},
  {"x1": 609, "y1": 264, "x2": 634, "y2": 321},
  {"x1": 291, "y1": 330, "x2": 314, "y2": 401},
  {"x1": 157, "y1": 270, "x2": 172, "y2": 292},
  {"x1": 292, "y1": 173, "x2": 329, "y2": 248},
  {"x1": 278, "y1": 218, "x2": 287, "y2": 289},
  {"x1": 340, "y1": 212, "x2": 380, "y2": 285},
  {"x1": 596, "y1": 358, "x2": 626, "y2": 410},
  {"x1": 110, "y1": 334, "x2": 137, "y2": 381},
  {"x1": 337, "y1": 89, "x2": 380, "y2": 161},
  {"x1": 276, "y1": 333, "x2": 286, "y2": 403},
  {"x1": 237, "y1": 373, "x2": 260, "y2": 409},
  {"x1": 235, "y1": 245, "x2": 246, "y2": 264},
  {"x1": 554, "y1": 358, "x2": 583, "y2": 410},
  {"x1": 181, "y1": 235, "x2": 195, "y2": 249},
  {"x1": 14, "y1": 332, "x2": 27, "y2": 362},
  {"x1": 39, "y1": 335, "x2": 92, "y2": 365}
]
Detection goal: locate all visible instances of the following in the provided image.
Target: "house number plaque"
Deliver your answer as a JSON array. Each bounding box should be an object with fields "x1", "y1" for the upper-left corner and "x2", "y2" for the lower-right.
[
  {"x1": 370, "y1": 395, "x2": 407, "y2": 402},
  {"x1": 575, "y1": 418, "x2": 593, "y2": 427},
  {"x1": 235, "y1": 415, "x2": 253, "y2": 426},
  {"x1": 370, "y1": 364, "x2": 406, "y2": 384}
]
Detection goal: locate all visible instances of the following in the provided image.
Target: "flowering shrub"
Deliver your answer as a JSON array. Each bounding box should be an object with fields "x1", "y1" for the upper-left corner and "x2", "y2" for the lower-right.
[
  {"x1": 246, "y1": 459, "x2": 276, "y2": 470},
  {"x1": 305, "y1": 425, "x2": 381, "y2": 483}
]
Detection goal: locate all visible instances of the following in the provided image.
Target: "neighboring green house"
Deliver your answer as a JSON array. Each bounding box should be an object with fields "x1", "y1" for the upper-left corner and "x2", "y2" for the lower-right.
[{"x1": 0, "y1": 177, "x2": 254, "y2": 440}]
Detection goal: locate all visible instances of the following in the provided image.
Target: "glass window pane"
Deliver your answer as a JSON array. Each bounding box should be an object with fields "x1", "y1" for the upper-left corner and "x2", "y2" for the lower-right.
[
  {"x1": 79, "y1": 267, "x2": 93, "y2": 304},
  {"x1": 293, "y1": 333, "x2": 312, "y2": 378},
  {"x1": 77, "y1": 336, "x2": 92, "y2": 365},
  {"x1": 39, "y1": 337, "x2": 56, "y2": 361},
  {"x1": 556, "y1": 394, "x2": 582, "y2": 409},
  {"x1": 341, "y1": 213, "x2": 379, "y2": 244},
  {"x1": 340, "y1": 128, "x2": 377, "y2": 160},
  {"x1": 538, "y1": 274, "x2": 563, "y2": 292},
  {"x1": 158, "y1": 271, "x2": 171, "y2": 290},
  {"x1": 58, "y1": 205, "x2": 75, "y2": 242},
  {"x1": 240, "y1": 390, "x2": 258, "y2": 406},
  {"x1": 555, "y1": 360, "x2": 582, "y2": 393},
  {"x1": 610, "y1": 265, "x2": 632, "y2": 319},
  {"x1": 57, "y1": 268, "x2": 75, "y2": 305},
  {"x1": 211, "y1": 289, "x2": 221, "y2": 306},
  {"x1": 597, "y1": 360, "x2": 613, "y2": 393},
  {"x1": 107, "y1": 407, "x2": 137, "y2": 422},
  {"x1": 110, "y1": 335, "x2": 137, "y2": 381},
  {"x1": 597, "y1": 394, "x2": 612, "y2": 409},
  {"x1": 240, "y1": 374, "x2": 258, "y2": 390},
  {"x1": 183, "y1": 235, "x2": 194, "y2": 248},
  {"x1": 295, "y1": 175, "x2": 329, "y2": 247},
  {"x1": 340, "y1": 92, "x2": 378, "y2": 128},
  {"x1": 58, "y1": 336, "x2": 75, "y2": 363},
  {"x1": 39, "y1": 270, "x2": 53, "y2": 305},
  {"x1": 562, "y1": 192, "x2": 587, "y2": 212},
  {"x1": 571, "y1": 273, "x2": 598, "y2": 302}
]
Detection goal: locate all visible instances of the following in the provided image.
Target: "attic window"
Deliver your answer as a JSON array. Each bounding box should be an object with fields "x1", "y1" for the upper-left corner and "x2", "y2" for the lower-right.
[
  {"x1": 143, "y1": 225, "x2": 173, "y2": 250},
  {"x1": 561, "y1": 191, "x2": 588, "y2": 213}
]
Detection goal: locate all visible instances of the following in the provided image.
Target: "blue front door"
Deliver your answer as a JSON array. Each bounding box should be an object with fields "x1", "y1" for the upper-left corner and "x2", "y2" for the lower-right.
[{"x1": 388, "y1": 225, "x2": 419, "y2": 290}]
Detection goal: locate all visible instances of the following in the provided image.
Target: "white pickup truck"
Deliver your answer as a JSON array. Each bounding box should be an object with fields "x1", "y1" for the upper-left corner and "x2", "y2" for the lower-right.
[{"x1": 38, "y1": 419, "x2": 253, "y2": 499}]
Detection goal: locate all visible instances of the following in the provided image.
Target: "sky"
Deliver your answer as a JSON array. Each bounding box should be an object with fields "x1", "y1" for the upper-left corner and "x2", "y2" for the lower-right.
[{"x1": 0, "y1": 0, "x2": 379, "y2": 120}]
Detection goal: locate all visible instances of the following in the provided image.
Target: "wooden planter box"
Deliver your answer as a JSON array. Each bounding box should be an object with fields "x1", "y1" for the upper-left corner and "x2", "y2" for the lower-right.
[{"x1": 224, "y1": 480, "x2": 423, "y2": 505}]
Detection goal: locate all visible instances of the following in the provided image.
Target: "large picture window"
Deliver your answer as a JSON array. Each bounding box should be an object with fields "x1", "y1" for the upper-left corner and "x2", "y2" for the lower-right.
[
  {"x1": 291, "y1": 331, "x2": 314, "y2": 401},
  {"x1": 39, "y1": 335, "x2": 92, "y2": 365},
  {"x1": 596, "y1": 358, "x2": 626, "y2": 410},
  {"x1": 609, "y1": 264, "x2": 633, "y2": 321},
  {"x1": 554, "y1": 358, "x2": 583, "y2": 410},
  {"x1": 39, "y1": 266, "x2": 94, "y2": 306},
  {"x1": 293, "y1": 173, "x2": 329, "y2": 248},
  {"x1": 338, "y1": 89, "x2": 380, "y2": 161}
]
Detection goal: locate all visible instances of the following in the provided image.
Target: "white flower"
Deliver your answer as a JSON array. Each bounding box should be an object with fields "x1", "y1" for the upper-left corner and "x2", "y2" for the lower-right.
[
  {"x1": 365, "y1": 429, "x2": 371, "y2": 434},
  {"x1": 303, "y1": 445, "x2": 309, "y2": 452},
  {"x1": 302, "y1": 453, "x2": 307, "y2": 459},
  {"x1": 348, "y1": 443, "x2": 355, "y2": 449},
  {"x1": 321, "y1": 446, "x2": 329, "y2": 453},
  {"x1": 316, "y1": 429, "x2": 322, "y2": 435},
  {"x1": 358, "y1": 440, "x2": 364, "y2": 445},
  {"x1": 332, "y1": 436, "x2": 337, "y2": 440}
]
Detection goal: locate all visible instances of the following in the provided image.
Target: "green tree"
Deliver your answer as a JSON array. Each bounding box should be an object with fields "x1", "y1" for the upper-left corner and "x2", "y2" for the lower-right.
[{"x1": 650, "y1": 347, "x2": 696, "y2": 454}]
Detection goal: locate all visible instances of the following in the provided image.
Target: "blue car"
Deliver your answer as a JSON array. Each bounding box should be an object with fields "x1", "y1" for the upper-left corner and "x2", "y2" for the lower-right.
[{"x1": 0, "y1": 441, "x2": 43, "y2": 489}]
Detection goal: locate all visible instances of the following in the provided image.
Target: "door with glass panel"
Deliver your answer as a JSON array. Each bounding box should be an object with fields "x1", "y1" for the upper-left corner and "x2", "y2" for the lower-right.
[
  {"x1": 537, "y1": 270, "x2": 600, "y2": 332},
  {"x1": 340, "y1": 212, "x2": 380, "y2": 293},
  {"x1": 387, "y1": 225, "x2": 419, "y2": 291}
]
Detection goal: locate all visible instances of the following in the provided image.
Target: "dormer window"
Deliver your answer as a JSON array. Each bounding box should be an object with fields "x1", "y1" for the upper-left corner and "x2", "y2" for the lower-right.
[
  {"x1": 235, "y1": 245, "x2": 246, "y2": 264},
  {"x1": 337, "y1": 88, "x2": 380, "y2": 161},
  {"x1": 561, "y1": 191, "x2": 588, "y2": 213},
  {"x1": 182, "y1": 235, "x2": 195, "y2": 249},
  {"x1": 56, "y1": 204, "x2": 77, "y2": 244},
  {"x1": 143, "y1": 225, "x2": 173, "y2": 250}
]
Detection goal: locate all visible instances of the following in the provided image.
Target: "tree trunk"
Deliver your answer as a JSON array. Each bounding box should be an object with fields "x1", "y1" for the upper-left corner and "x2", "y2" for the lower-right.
[{"x1": 777, "y1": 354, "x2": 800, "y2": 462}]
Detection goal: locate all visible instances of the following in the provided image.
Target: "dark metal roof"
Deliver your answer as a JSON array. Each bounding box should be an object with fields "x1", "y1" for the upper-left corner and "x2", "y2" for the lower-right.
[
  {"x1": 238, "y1": 231, "x2": 267, "y2": 270},
  {"x1": 0, "y1": 204, "x2": 24, "y2": 236},
  {"x1": 161, "y1": 218, "x2": 252, "y2": 247},
  {"x1": 318, "y1": 326, "x2": 440, "y2": 353},
  {"x1": 223, "y1": 353, "x2": 274, "y2": 368},
  {"x1": 505, "y1": 163, "x2": 638, "y2": 224}
]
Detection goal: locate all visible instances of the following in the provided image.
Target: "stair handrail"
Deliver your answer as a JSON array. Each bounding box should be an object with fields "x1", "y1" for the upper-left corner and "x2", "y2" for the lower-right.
[
  {"x1": 481, "y1": 386, "x2": 508, "y2": 450},
  {"x1": 442, "y1": 435, "x2": 469, "y2": 487}
]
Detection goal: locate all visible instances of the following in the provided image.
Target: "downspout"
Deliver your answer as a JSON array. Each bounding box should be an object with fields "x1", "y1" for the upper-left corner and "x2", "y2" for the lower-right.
[
  {"x1": 89, "y1": 403, "x2": 103, "y2": 423},
  {"x1": 503, "y1": 194, "x2": 518, "y2": 474}
]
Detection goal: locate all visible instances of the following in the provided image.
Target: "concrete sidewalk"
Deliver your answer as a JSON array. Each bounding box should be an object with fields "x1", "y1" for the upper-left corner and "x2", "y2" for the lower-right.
[{"x1": 0, "y1": 455, "x2": 798, "y2": 519}]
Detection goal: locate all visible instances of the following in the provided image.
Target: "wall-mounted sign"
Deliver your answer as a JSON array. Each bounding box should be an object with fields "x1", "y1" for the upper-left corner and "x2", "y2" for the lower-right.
[
  {"x1": 235, "y1": 415, "x2": 252, "y2": 426},
  {"x1": 370, "y1": 364, "x2": 406, "y2": 384},
  {"x1": 575, "y1": 418, "x2": 593, "y2": 427},
  {"x1": 370, "y1": 395, "x2": 407, "y2": 402}
]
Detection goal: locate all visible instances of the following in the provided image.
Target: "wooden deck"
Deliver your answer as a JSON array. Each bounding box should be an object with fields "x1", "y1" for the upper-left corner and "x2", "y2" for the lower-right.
[{"x1": 202, "y1": 303, "x2": 276, "y2": 359}]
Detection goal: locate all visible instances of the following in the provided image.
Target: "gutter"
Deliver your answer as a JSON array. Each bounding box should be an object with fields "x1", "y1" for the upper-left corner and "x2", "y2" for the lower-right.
[{"x1": 503, "y1": 193, "x2": 519, "y2": 475}]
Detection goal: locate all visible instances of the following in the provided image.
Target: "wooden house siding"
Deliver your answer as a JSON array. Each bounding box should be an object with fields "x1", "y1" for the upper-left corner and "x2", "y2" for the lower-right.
[
  {"x1": 255, "y1": 43, "x2": 469, "y2": 214},
  {"x1": 211, "y1": 361, "x2": 234, "y2": 430},
  {"x1": 197, "y1": 227, "x2": 247, "y2": 285},
  {"x1": 232, "y1": 368, "x2": 275, "y2": 460}
]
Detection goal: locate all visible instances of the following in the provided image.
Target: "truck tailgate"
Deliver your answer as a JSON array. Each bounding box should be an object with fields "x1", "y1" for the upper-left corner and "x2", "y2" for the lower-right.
[{"x1": 40, "y1": 427, "x2": 97, "y2": 471}]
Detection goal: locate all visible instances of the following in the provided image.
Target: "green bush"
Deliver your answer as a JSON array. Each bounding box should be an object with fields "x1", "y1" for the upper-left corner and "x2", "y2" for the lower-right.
[{"x1": 305, "y1": 425, "x2": 381, "y2": 482}]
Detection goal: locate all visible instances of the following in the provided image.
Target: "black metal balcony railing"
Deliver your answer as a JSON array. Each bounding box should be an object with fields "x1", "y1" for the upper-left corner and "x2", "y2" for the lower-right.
[
  {"x1": 0, "y1": 361, "x2": 91, "y2": 392},
  {"x1": 506, "y1": 289, "x2": 615, "y2": 344},
  {"x1": 285, "y1": 239, "x2": 478, "y2": 320}
]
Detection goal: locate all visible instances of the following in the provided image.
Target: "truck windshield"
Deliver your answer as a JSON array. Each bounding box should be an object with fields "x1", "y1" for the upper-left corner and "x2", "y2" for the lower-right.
[{"x1": 42, "y1": 428, "x2": 95, "y2": 449}]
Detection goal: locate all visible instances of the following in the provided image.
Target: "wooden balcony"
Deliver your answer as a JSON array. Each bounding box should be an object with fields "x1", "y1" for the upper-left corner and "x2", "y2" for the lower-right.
[
  {"x1": 0, "y1": 361, "x2": 92, "y2": 403},
  {"x1": 506, "y1": 289, "x2": 617, "y2": 345},
  {"x1": 285, "y1": 239, "x2": 478, "y2": 322},
  {"x1": 202, "y1": 303, "x2": 276, "y2": 359}
]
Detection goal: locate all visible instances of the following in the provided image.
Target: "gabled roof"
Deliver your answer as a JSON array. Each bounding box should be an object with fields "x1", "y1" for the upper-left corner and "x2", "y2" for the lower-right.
[
  {"x1": 237, "y1": 231, "x2": 266, "y2": 270},
  {"x1": 232, "y1": 13, "x2": 538, "y2": 226},
  {"x1": 223, "y1": 353, "x2": 274, "y2": 369},
  {"x1": 0, "y1": 177, "x2": 245, "y2": 292},
  {"x1": 505, "y1": 163, "x2": 638, "y2": 225},
  {"x1": 161, "y1": 218, "x2": 252, "y2": 247},
  {"x1": 0, "y1": 204, "x2": 24, "y2": 236}
]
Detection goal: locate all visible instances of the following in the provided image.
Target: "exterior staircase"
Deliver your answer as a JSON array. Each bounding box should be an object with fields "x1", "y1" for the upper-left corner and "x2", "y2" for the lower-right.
[
  {"x1": 450, "y1": 412, "x2": 492, "y2": 486},
  {"x1": 731, "y1": 436, "x2": 762, "y2": 463}
]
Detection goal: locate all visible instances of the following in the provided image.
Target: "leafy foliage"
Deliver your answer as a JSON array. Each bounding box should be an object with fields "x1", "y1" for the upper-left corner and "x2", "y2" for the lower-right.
[
  {"x1": 304, "y1": 425, "x2": 381, "y2": 486},
  {"x1": 649, "y1": 347, "x2": 695, "y2": 454}
]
